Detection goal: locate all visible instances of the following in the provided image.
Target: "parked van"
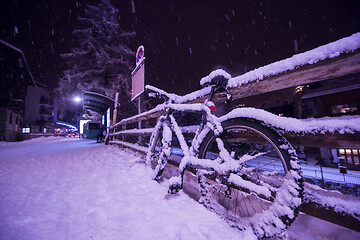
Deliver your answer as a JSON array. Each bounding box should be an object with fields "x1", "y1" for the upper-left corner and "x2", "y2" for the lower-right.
[{"x1": 82, "y1": 121, "x2": 100, "y2": 139}]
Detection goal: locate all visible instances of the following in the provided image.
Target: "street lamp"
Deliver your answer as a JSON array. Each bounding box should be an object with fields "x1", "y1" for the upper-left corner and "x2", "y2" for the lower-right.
[{"x1": 74, "y1": 96, "x2": 82, "y2": 103}]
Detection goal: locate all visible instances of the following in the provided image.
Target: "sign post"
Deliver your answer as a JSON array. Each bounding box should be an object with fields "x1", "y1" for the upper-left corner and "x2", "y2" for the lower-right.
[
  {"x1": 131, "y1": 45, "x2": 145, "y2": 143},
  {"x1": 338, "y1": 156, "x2": 347, "y2": 182}
]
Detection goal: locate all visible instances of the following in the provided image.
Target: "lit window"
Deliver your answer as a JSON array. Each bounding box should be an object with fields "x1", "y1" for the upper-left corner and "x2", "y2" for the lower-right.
[
  {"x1": 338, "y1": 148, "x2": 360, "y2": 166},
  {"x1": 295, "y1": 85, "x2": 304, "y2": 93},
  {"x1": 331, "y1": 103, "x2": 357, "y2": 115},
  {"x1": 22, "y1": 128, "x2": 30, "y2": 133}
]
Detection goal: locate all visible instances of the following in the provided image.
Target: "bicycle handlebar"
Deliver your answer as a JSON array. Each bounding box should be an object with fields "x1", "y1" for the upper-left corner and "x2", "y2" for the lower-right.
[
  {"x1": 146, "y1": 72, "x2": 230, "y2": 103},
  {"x1": 145, "y1": 85, "x2": 179, "y2": 102},
  {"x1": 205, "y1": 75, "x2": 229, "y2": 90}
]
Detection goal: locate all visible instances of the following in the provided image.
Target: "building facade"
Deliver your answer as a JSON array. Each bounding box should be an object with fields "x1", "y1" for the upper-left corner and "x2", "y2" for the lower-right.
[
  {"x1": 24, "y1": 84, "x2": 55, "y2": 134},
  {"x1": 0, "y1": 40, "x2": 36, "y2": 141}
]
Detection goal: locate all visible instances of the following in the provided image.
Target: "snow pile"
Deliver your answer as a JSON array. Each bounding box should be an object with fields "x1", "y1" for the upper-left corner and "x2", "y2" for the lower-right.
[
  {"x1": 1, "y1": 138, "x2": 360, "y2": 239},
  {"x1": 0, "y1": 138, "x2": 251, "y2": 240}
]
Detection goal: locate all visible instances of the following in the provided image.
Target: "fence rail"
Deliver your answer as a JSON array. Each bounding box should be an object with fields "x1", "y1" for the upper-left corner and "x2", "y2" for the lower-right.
[{"x1": 302, "y1": 167, "x2": 360, "y2": 185}]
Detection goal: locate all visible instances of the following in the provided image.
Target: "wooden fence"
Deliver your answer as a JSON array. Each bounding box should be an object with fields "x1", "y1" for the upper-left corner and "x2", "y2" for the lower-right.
[
  {"x1": 109, "y1": 50, "x2": 360, "y2": 150},
  {"x1": 106, "y1": 50, "x2": 360, "y2": 231}
]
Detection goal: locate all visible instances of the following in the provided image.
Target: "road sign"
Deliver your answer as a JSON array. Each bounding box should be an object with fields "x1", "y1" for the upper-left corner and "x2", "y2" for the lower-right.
[
  {"x1": 136, "y1": 45, "x2": 144, "y2": 66},
  {"x1": 131, "y1": 59, "x2": 144, "y2": 101},
  {"x1": 132, "y1": 45, "x2": 145, "y2": 142},
  {"x1": 338, "y1": 156, "x2": 348, "y2": 174},
  {"x1": 339, "y1": 166, "x2": 348, "y2": 174},
  {"x1": 132, "y1": 45, "x2": 145, "y2": 101}
]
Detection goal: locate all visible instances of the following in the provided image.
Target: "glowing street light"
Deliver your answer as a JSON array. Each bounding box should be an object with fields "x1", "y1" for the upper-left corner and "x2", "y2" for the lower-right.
[{"x1": 74, "y1": 96, "x2": 82, "y2": 103}]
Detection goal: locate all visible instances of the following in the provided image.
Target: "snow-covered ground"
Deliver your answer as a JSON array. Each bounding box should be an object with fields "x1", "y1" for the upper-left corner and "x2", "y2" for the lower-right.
[{"x1": 0, "y1": 137, "x2": 359, "y2": 240}]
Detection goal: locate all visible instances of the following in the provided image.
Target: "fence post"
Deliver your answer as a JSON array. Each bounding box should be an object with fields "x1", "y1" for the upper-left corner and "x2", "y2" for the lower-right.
[
  {"x1": 112, "y1": 92, "x2": 119, "y2": 141},
  {"x1": 319, "y1": 158, "x2": 324, "y2": 180}
]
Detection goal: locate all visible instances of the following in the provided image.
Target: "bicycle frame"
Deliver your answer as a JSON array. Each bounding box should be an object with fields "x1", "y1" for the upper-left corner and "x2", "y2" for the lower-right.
[
  {"x1": 148, "y1": 84, "x2": 238, "y2": 187},
  {"x1": 145, "y1": 77, "x2": 303, "y2": 237}
]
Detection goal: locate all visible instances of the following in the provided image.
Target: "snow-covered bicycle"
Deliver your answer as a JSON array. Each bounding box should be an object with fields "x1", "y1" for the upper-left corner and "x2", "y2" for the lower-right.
[{"x1": 146, "y1": 71, "x2": 303, "y2": 238}]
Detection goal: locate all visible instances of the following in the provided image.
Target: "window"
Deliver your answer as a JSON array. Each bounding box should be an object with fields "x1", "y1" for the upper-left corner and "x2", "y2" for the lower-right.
[
  {"x1": 88, "y1": 123, "x2": 100, "y2": 130},
  {"x1": 9, "y1": 112, "x2": 12, "y2": 124},
  {"x1": 22, "y1": 128, "x2": 30, "y2": 133},
  {"x1": 338, "y1": 148, "x2": 360, "y2": 166},
  {"x1": 353, "y1": 150, "x2": 359, "y2": 166},
  {"x1": 331, "y1": 103, "x2": 357, "y2": 115}
]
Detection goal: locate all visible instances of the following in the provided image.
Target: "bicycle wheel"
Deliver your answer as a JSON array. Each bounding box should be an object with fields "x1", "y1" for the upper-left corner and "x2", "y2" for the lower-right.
[
  {"x1": 197, "y1": 117, "x2": 303, "y2": 238},
  {"x1": 146, "y1": 119, "x2": 172, "y2": 180}
]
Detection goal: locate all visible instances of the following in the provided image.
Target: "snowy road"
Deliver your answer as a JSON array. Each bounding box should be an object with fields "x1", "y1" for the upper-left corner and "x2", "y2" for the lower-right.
[{"x1": 0, "y1": 137, "x2": 359, "y2": 240}]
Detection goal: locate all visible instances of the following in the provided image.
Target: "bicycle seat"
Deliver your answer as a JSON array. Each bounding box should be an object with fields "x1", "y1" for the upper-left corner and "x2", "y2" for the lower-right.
[{"x1": 200, "y1": 69, "x2": 231, "y2": 87}]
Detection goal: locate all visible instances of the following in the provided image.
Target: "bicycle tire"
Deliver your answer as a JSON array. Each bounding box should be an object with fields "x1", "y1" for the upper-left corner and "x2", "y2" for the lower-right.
[
  {"x1": 197, "y1": 117, "x2": 303, "y2": 238},
  {"x1": 146, "y1": 119, "x2": 172, "y2": 180}
]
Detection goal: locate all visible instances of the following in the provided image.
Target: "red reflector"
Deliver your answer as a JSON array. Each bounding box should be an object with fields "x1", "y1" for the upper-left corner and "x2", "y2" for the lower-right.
[{"x1": 210, "y1": 105, "x2": 216, "y2": 111}]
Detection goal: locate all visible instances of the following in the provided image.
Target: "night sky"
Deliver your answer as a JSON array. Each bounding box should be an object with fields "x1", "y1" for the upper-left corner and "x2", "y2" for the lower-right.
[{"x1": 2, "y1": 0, "x2": 360, "y2": 95}]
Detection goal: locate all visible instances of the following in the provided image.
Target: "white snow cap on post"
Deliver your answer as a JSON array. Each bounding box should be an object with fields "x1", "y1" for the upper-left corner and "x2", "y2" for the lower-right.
[{"x1": 200, "y1": 69, "x2": 232, "y2": 86}]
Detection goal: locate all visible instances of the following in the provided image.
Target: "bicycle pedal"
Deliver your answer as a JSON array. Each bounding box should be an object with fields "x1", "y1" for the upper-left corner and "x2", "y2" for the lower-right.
[
  {"x1": 225, "y1": 190, "x2": 232, "y2": 199},
  {"x1": 168, "y1": 183, "x2": 181, "y2": 194}
]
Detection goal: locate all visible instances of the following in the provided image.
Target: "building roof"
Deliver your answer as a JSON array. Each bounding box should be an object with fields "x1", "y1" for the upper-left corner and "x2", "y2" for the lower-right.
[
  {"x1": 0, "y1": 39, "x2": 37, "y2": 87},
  {"x1": 82, "y1": 91, "x2": 118, "y2": 115}
]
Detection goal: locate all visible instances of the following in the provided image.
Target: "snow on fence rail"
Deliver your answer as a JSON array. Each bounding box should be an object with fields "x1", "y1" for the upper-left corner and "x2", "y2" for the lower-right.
[
  {"x1": 150, "y1": 32, "x2": 360, "y2": 105},
  {"x1": 108, "y1": 106, "x2": 360, "y2": 150}
]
